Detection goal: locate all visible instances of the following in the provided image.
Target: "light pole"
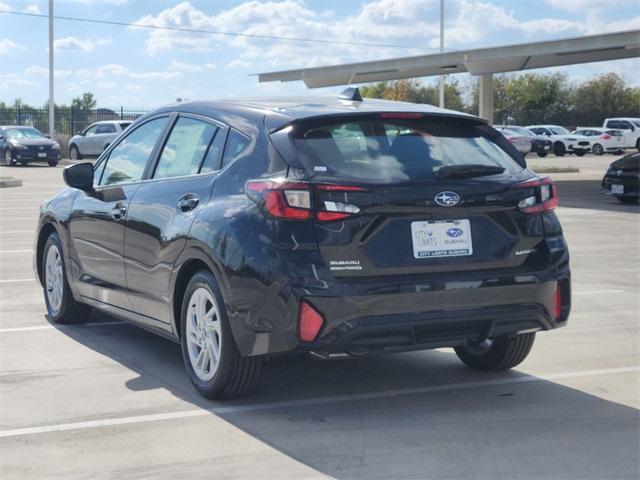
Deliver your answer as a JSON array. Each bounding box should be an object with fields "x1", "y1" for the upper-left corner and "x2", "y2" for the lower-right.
[
  {"x1": 48, "y1": 0, "x2": 54, "y2": 137},
  {"x1": 438, "y1": 0, "x2": 445, "y2": 108}
]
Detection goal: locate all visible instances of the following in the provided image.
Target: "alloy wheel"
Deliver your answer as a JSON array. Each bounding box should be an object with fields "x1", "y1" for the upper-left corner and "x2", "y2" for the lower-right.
[
  {"x1": 45, "y1": 244, "x2": 64, "y2": 315},
  {"x1": 185, "y1": 287, "x2": 222, "y2": 381}
]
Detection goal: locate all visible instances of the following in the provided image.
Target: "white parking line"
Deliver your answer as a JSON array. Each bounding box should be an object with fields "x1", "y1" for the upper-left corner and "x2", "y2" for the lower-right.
[
  {"x1": 0, "y1": 249, "x2": 33, "y2": 254},
  {"x1": 573, "y1": 289, "x2": 626, "y2": 295},
  {"x1": 0, "y1": 366, "x2": 637, "y2": 439},
  {"x1": 0, "y1": 279, "x2": 35, "y2": 284},
  {"x1": 0, "y1": 320, "x2": 126, "y2": 333}
]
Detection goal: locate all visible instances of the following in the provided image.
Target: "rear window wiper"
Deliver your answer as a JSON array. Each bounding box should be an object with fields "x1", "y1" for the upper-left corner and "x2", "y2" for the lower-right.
[{"x1": 436, "y1": 164, "x2": 505, "y2": 179}]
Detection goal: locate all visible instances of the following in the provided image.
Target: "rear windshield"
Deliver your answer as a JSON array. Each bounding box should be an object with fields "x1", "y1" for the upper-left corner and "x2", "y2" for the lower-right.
[{"x1": 291, "y1": 117, "x2": 523, "y2": 182}]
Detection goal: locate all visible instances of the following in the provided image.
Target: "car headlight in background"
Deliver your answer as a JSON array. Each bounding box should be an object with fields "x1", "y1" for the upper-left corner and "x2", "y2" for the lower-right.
[{"x1": 52, "y1": 143, "x2": 60, "y2": 150}]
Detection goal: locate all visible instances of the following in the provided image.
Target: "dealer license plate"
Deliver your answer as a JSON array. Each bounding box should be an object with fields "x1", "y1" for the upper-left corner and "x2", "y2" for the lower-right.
[
  {"x1": 411, "y1": 220, "x2": 473, "y2": 259},
  {"x1": 38, "y1": 152, "x2": 47, "y2": 158},
  {"x1": 611, "y1": 184, "x2": 624, "y2": 195}
]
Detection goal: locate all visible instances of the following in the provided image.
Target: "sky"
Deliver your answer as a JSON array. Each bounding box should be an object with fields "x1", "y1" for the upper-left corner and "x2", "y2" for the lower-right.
[{"x1": 0, "y1": 0, "x2": 638, "y2": 107}]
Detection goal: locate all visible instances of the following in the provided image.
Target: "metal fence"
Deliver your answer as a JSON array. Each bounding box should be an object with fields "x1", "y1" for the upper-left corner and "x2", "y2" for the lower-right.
[
  {"x1": 0, "y1": 106, "x2": 151, "y2": 157},
  {"x1": 0, "y1": 106, "x2": 151, "y2": 137}
]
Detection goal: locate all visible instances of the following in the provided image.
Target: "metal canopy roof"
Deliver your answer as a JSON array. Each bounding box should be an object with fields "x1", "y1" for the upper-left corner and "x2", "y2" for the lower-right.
[{"x1": 257, "y1": 30, "x2": 640, "y2": 88}]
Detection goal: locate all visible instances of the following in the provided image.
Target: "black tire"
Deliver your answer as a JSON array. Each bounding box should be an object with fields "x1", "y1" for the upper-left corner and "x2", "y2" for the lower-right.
[
  {"x1": 575, "y1": 151, "x2": 586, "y2": 157},
  {"x1": 617, "y1": 196, "x2": 639, "y2": 204},
  {"x1": 553, "y1": 142, "x2": 565, "y2": 156},
  {"x1": 180, "y1": 270, "x2": 262, "y2": 399},
  {"x1": 536, "y1": 151, "x2": 548, "y2": 158},
  {"x1": 454, "y1": 333, "x2": 536, "y2": 371},
  {"x1": 69, "y1": 144, "x2": 82, "y2": 161},
  {"x1": 48, "y1": 161, "x2": 58, "y2": 167},
  {"x1": 636, "y1": 138, "x2": 640, "y2": 153},
  {"x1": 42, "y1": 232, "x2": 91, "y2": 324},
  {"x1": 592, "y1": 143, "x2": 604, "y2": 156}
]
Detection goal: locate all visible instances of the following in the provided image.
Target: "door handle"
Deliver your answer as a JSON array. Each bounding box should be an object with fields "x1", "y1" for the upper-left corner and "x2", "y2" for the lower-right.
[
  {"x1": 111, "y1": 203, "x2": 127, "y2": 220},
  {"x1": 177, "y1": 194, "x2": 199, "y2": 212}
]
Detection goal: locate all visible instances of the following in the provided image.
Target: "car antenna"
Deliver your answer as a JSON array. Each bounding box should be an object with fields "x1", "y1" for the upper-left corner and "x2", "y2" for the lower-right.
[{"x1": 338, "y1": 87, "x2": 363, "y2": 102}]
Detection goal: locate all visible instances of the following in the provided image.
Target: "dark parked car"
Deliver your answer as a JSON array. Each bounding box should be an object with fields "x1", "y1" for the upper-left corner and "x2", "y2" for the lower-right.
[
  {"x1": 495, "y1": 125, "x2": 552, "y2": 157},
  {"x1": 0, "y1": 126, "x2": 61, "y2": 166},
  {"x1": 34, "y1": 93, "x2": 571, "y2": 399},
  {"x1": 602, "y1": 152, "x2": 639, "y2": 204}
]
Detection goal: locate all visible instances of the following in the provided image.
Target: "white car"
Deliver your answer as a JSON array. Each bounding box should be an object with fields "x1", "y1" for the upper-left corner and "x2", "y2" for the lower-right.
[
  {"x1": 68, "y1": 120, "x2": 131, "y2": 160},
  {"x1": 526, "y1": 125, "x2": 591, "y2": 157},
  {"x1": 572, "y1": 128, "x2": 626, "y2": 156},
  {"x1": 602, "y1": 118, "x2": 640, "y2": 151}
]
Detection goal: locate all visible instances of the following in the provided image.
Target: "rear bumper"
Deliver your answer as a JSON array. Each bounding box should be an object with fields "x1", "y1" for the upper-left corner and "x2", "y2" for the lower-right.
[{"x1": 298, "y1": 274, "x2": 570, "y2": 354}]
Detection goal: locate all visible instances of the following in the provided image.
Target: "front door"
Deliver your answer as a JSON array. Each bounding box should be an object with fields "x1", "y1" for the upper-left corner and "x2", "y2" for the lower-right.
[{"x1": 68, "y1": 115, "x2": 171, "y2": 310}]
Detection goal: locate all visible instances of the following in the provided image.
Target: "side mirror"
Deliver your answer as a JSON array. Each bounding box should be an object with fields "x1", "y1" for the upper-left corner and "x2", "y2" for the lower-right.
[
  {"x1": 45, "y1": 134, "x2": 51, "y2": 139},
  {"x1": 63, "y1": 162, "x2": 94, "y2": 192},
  {"x1": 0, "y1": 135, "x2": 4, "y2": 141}
]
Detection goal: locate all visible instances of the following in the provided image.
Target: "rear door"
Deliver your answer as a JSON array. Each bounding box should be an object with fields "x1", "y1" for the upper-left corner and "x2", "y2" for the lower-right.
[
  {"x1": 283, "y1": 115, "x2": 546, "y2": 278},
  {"x1": 124, "y1": 113, "x2": 228, "y2": 323}
]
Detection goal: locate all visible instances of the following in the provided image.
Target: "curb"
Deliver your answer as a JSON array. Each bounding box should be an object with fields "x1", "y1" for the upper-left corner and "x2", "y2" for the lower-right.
[
  {"x1": 530, "y1": 167, "x2": 580, "y2": 173},
  {"x1": 0, "y1": 177, "x2": 22, "y2": 188}
]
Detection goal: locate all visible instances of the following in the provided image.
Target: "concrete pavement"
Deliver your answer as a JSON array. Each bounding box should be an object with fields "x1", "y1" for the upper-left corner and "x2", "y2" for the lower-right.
[{"x1": 0, "y1": 156, "x2": 638, "y2": 479}]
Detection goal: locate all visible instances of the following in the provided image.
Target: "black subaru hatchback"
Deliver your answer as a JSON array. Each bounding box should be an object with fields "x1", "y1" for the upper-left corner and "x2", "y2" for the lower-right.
[{"x1": 34, "y1": 93, "x2": 571, "y2": 399}]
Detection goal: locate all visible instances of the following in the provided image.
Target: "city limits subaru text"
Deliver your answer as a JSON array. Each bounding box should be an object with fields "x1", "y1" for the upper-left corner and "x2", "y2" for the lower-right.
[{"x1": 35, "y1": 91, "x2": 571, "y2": 399}]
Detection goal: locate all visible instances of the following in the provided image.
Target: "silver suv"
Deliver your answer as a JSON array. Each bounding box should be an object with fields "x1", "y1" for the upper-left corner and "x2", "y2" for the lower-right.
[{"x1": 68, "y1": 120, "x2": 131, "y2": 160}]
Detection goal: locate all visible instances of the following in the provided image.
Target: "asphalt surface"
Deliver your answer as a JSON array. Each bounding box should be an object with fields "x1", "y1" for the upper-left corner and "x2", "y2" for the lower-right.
[{"x1": 0, "y1": 155, "x2": 638, "y2": 479}]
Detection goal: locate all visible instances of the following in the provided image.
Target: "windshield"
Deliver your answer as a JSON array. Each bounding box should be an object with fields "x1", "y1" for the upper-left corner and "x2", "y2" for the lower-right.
[
  {"x1": 550, "y1": 127, "x2": 570, "y2": 135},
  {"x1": 5, "y1": 127, "x2": 44, "y2": 139},
  {"x1": 291, "y1": 117, "x2": 523, "y2": 183}
]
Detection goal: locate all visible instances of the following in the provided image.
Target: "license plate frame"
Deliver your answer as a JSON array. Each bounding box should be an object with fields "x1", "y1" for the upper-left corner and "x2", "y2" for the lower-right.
[{"x1": 411, "y1": 219, "x2": 473, "y2": 259}]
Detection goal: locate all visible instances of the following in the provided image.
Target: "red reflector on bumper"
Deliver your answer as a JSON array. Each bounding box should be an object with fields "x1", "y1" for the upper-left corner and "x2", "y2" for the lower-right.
[
  {"x1": 299, "y1": 301, "x2": 324, "y2": 342},
  {"x1": 552, "y1": 286, "x2": 562, "y2": 320}
]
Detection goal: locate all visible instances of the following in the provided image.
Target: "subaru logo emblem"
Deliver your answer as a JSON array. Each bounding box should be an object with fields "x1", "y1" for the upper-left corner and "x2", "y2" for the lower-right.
[
  {"x1": 434, "y1": 191, "x2": 460, "y2": 207},
  {"x1": 446, "y1": 227, "x2": 463, "y2": 238}
]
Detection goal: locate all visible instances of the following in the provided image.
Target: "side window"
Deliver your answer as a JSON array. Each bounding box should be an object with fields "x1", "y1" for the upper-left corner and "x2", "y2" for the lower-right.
[
  {"x1": 154, "y1": 117, "x2": 216, "y2": 179},
  {"x1": 200, "y1": 129, "x2": 227, "y2": 173},
  {"x1": 96, "y1": 124, "x2": 116, "y2": 134},
  {"x1": 620, "y1": 121, "x2": 634, "y2": 130},
  {"x1": 221, "y1": 129, "x2": 250, "y2": 168},
  {"x1": 84, "y1": 125, "x2": 98, "y2": 137},
  {"x1": 99, "y1": 117, "x2": 169, "y2": 186}
]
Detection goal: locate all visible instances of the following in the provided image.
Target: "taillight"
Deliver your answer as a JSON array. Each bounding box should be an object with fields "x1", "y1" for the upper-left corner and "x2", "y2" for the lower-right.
[
  {"x1": 601, "y1": 134, "x2": 611, "y2": 140},
  {"x1": 246, "y1": 180, "x2": 312, "y2": 220},
  {"x1": 299, "y1": 300, "x2": 324, "y2": 342},
  {"x1": 513, "y1": 177, "x2": 558, "y2": 214},
  {"x1": 246, "y1": 180, "x2": 365, "y2": 221}
]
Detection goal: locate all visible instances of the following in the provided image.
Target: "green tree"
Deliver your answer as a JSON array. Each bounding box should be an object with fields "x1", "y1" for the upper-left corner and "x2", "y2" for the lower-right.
[
  {"x1": 360, "y1": 78, "x2": 466, "y2": 112},
  {"x1": 571, "y1": 73, "x2": 640, "y2": 126}
]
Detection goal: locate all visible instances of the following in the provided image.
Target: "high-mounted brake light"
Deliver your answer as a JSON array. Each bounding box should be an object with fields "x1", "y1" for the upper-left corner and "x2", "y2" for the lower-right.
[
  {"x1": 379, "y1": 112, "x2": 424, "y2": 119},
  {"x1": 246, "y1": 180, "x2": 366, "y2": 221},
  {"x1": 513, "y1": 177, "x2": 558, "y2": 214},
  {"x1": 299, "y1": 300, "x2": 324, "y2": 342}
]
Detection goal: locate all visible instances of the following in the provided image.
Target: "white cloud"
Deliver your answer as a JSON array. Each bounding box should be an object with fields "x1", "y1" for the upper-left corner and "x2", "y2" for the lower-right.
[
  {"x1": 0, "y1": 73, "x2": 40, "y2": 89},
  {"x1": 168, "y1": 60, "x2": 215, "y2": 72},
  {"x1": 547, "y1": 0, "x2": 636, "y2": 13},
  {"x1": 227, "y1": 59, "x2": 251, "y2": 69},
  {"x1": 54, "y1": 36, "x2": 112, "y2": 52},
  {"x1": 519, "y1": 18, "x2": 584, "y2": 35},
  {"x1": 133, "y1": 0, "x2": 435, "y2": 66},
  {"x1": 24, "y1": 4, "x2": 40, "y2": 14},
  {"x1": 0, "y1": 38, "x2": 25, "y2": 54}
]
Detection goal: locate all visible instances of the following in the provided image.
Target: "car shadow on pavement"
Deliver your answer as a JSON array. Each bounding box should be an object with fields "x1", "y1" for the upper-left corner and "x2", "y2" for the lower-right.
[
  {"x1": 555, "y1": 179, "x2": 639, "y2": 213},
  {"x1": 51, "y1": 310, "x2": 640, "y2": 480}
]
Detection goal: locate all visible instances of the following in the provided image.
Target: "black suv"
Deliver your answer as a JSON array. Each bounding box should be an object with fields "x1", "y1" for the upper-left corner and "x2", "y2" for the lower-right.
[{"x1": 35, "y1": 93, "x2": 571, "y2": 399}]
